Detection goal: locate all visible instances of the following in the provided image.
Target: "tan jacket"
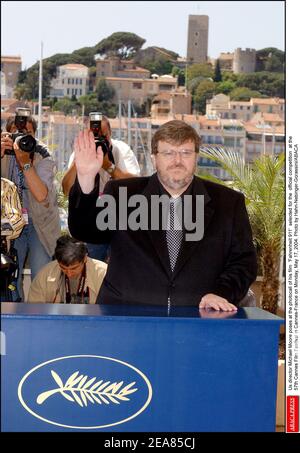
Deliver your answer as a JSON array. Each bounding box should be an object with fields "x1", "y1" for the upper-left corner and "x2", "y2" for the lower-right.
[{"x1": 27, "y1": 257, "x2": 107, "y2": 304}]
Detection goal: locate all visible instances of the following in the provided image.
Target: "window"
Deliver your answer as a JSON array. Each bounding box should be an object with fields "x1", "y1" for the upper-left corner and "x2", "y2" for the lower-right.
[
  {"x1": 79, "y1": 89, "x2": 82, "y2": 95},
  {"x1": 68, "y1": 78, "x2": 71, "y2": 84},
  {"x1": 67, "y1": 88, "x2": 70, "y2": 95},
  {"x1": 80, "y1": 79, "x2": 82, "y2": 85},
  {"x1": 132, "y1": 82, "x2": 142, "y2": 89},
  {"x1": 247, "y1": 106, "x2": 250, "y2": 110},
  {"x1": 62, "y1": 79, "x2": 64, "y2": 84},
  {"x1": 195, "y1": 32, "x2": 199, "y2": 36},
  {"x1": 240, "y1": 106, "x2": 243, "y2": 110},
  {"x1": 76, "y1": 78, "x2": 78, "y2": 84},
  {"x1": 268, "y1": 106, "x2": 273, "y2": 113},
  {"x1": 194, "y1": 42, "x2": 198, "y2": 46},
  {"x1": 159, "y1": 84, "x2": 173, "y2": 91}
]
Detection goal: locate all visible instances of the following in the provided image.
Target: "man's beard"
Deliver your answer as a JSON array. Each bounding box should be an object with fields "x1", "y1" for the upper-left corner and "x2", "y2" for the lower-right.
[{"x1": 157, "y1": 164, "x2": 194, "y2": 191}]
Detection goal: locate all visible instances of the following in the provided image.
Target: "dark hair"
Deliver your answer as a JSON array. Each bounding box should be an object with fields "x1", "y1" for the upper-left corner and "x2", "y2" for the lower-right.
[
  {"x1": 54, "y1": 235, "x2": 87, "y2": 266},
  {"x1": 151, "y1": 120, "x2": 201, "y2": 154},
  {"x1": 5, "y1": 116, "x2": 16, "y2": 133},
  {"x1": 5, "y1": 115, "x2": 37, "y2": 133}
]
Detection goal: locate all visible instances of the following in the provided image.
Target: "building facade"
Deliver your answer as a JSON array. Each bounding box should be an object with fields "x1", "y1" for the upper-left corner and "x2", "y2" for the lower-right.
[
  {"x1": 206, "y1": 94, "x2": 285, "y2": 121},
  {"x1": 1, "y1": 56, "x2": 22, "y2": 98},
  {"x1": 96, "y1": 56, "x2": 150, "y2": 79},
  {"x1": 233, "y1": 48, "x2": 256, "y2": 74},
  {"x1": 151, "y1": 89, "x2": 192, "y2": 117},
  {"x1": 50, "y1": 64, "x2": 89, "y2": 98},
  {"x1": 186, "y1": 15, "x2": 209, "y2": 64},
  {"x1": 104, "y1": 75, "x2": 177, "y2": 106},
  {"x1": 1, "y1": 56, "x2": 22, "y2": 89}
]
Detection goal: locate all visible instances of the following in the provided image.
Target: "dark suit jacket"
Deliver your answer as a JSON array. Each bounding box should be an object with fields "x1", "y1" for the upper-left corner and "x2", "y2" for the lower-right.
[{"x1": 68, "y1": 173, "x2": 257, "y2": 307}]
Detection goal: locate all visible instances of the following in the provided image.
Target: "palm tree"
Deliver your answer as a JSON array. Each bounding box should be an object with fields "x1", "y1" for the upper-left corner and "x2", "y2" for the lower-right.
[{"x1": 198, "y1": 147, "x2": 285, "y2": 314}]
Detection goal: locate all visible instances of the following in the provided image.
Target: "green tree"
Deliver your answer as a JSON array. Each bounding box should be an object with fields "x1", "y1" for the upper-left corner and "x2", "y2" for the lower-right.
[
  {"x1": 213, "y1": 59, "x2": 222, "y2": 82},
  {"x1": 188, "y1": 76, "x2": 208, "y2": 95},
  {"x1": 95, "y1": 32, "x2": 145, "y2": 59},
  {"x1": 88, "y1": 66, "x2": 97, "y2": 92},
  {"x1": 193, "y1": 80, "x2": 216, "y2": 114},
  {"x1": 96, "y1": 78, "x2": 115, "y2": 102},
  {"x1": 198, "y1": 148, "x2": 285, "y2": 314},
  {"x1": 134, "y1": 46, "x2": 178, "y2": 76},
  {"x1": 172, "y1": 66, "x2": 185, "y2": 86},
  {"x1": 216, "y1": 80, "x2": 236, "y2": 95},
  {"x1": 14, "y1": 83, "x2": 28, "y2": 100},
  {"x1": 53, "y1": 97, "x2": 79, "y2": 115},
  {"x1": 187, "y1": 63, "x2": 213, "y2": 82},
  {"x1": 71, "y1": 47, "x2": 96, "y2": 67},
  {"x1": 256, "y1": 47, "x2": 284, "y2": 72},
  {"x1": 229, "y1": 87, "x2": 263, "y2": 101},
  {"x1": 78, "y1": 94, "x2": 103, "y2": 116},
  {"x1": 222, "y1": 71, "x2": 239, "y2": 83},
  {"x1": 142, "y1": 58, "x2": 173, "y2": 75},
  {"x1": 235, "y1": 72, "x2": 284, "y2": 97}
]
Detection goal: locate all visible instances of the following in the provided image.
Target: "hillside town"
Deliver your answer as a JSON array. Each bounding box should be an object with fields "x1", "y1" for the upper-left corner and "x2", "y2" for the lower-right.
[{"x1": 1, "y1": 15, "x2": 285, "y2": 178}]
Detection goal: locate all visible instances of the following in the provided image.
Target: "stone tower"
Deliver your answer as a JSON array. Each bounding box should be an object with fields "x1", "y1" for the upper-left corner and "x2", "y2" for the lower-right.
[
  {"x1": 233, "y1": 48, "x2": 256, "y2": 74},
  {"x1": 186, "y1": 15, "x2": 209, "y2": 64}
]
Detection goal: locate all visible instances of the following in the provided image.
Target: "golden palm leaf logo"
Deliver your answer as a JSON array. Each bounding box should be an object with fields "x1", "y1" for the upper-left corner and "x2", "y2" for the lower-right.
[{"x1": 37, "y1": 370, "x2": 138, "y2": 407}]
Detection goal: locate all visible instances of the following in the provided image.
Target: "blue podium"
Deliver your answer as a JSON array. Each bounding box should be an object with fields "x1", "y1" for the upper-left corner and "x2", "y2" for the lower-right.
[{"x1": 1, "y1": 303, "x2": 283, "y2": 432}]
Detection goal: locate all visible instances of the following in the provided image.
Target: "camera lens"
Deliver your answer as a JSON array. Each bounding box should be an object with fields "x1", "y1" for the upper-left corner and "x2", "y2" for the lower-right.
[{"x1": 15, "y1": 134, "x2": 36, "y2": 153}]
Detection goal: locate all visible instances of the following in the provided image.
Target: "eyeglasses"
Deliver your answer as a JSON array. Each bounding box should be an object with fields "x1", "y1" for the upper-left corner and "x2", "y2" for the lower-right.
[{"x1": 157, "y1": 150, "x2": 196, "y2": 160}]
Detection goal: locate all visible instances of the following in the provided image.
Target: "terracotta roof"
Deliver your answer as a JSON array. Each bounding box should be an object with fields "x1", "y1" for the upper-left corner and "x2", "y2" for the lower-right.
[
  {"x1": 259, "y1": 113, "x2": 284, "y2": 123},
  {"x1": 251, "y1": 97, "x2": 285, "y2": 105},
  {"x1": 105, "y1": 76, "x2": 176, "y2": 83},
  {"x1": 199, "y1": 118, "x2": 219, "y2": 127},
  {"x1": 121, "y1": 67, "x2": 150, "y2": 73},
  {"x1": 243, "y1": 122, "x2": 284, "y2": 135},
  {"x1": 1, "y1": 56, "x2": 22, "y2": 63}
]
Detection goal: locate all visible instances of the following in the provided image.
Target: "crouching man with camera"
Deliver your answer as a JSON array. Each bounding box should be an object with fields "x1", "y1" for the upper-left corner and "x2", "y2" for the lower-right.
[{"x1": 1, "y1": 108, "x2": 61, "y2": 301}]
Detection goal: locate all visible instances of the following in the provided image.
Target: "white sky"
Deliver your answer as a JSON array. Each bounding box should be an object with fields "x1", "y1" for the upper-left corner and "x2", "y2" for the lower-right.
[{"x1": 1, "y1": 0, "x2": 285, "y2": 70}]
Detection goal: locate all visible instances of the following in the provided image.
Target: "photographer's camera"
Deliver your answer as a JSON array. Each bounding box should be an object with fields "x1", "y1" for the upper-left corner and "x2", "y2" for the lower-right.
[
  {"x1": 89, "y1": 112, "x2": 114, "y2": 161},
  {"x1": 4, "y1": 108, "x2": 36, "y2": 155}
]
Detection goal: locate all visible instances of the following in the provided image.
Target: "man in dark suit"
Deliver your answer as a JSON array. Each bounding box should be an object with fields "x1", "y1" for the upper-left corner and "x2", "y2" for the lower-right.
[{"x1": 68, "y1": 120, "x2": 257, "y2": 311}]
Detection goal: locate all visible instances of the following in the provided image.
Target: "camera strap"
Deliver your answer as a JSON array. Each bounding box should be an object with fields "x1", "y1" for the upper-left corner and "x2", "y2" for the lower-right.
[{"x1": 64, "y1": 264, "x2": 89, "y2": 304}]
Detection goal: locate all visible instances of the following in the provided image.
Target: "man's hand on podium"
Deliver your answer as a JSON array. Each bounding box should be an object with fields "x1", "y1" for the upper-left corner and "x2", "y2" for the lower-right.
[
  {"x1": 199, "y1": 293, "x2": 238, "y2": 312},
  {"x1": 199, "y1": 309, "x2": 237, "y2": 319}
]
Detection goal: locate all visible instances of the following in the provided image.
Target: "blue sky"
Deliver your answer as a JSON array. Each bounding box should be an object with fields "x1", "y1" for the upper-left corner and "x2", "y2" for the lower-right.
[{"x1": 1, "y1": 1, "x2": 285, "y2": 70}]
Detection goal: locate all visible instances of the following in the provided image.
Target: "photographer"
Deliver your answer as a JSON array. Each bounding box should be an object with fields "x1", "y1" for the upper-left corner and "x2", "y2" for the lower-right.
[
  {"x1": 1, "y1": 109, "x2": 61, "y2": 301},
  {"x1": 62, "y1": 113, "x2": 140, "y2": 261},
  {"x1": 28, "y1": 235, "x2": 107, "y2": 304}
]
